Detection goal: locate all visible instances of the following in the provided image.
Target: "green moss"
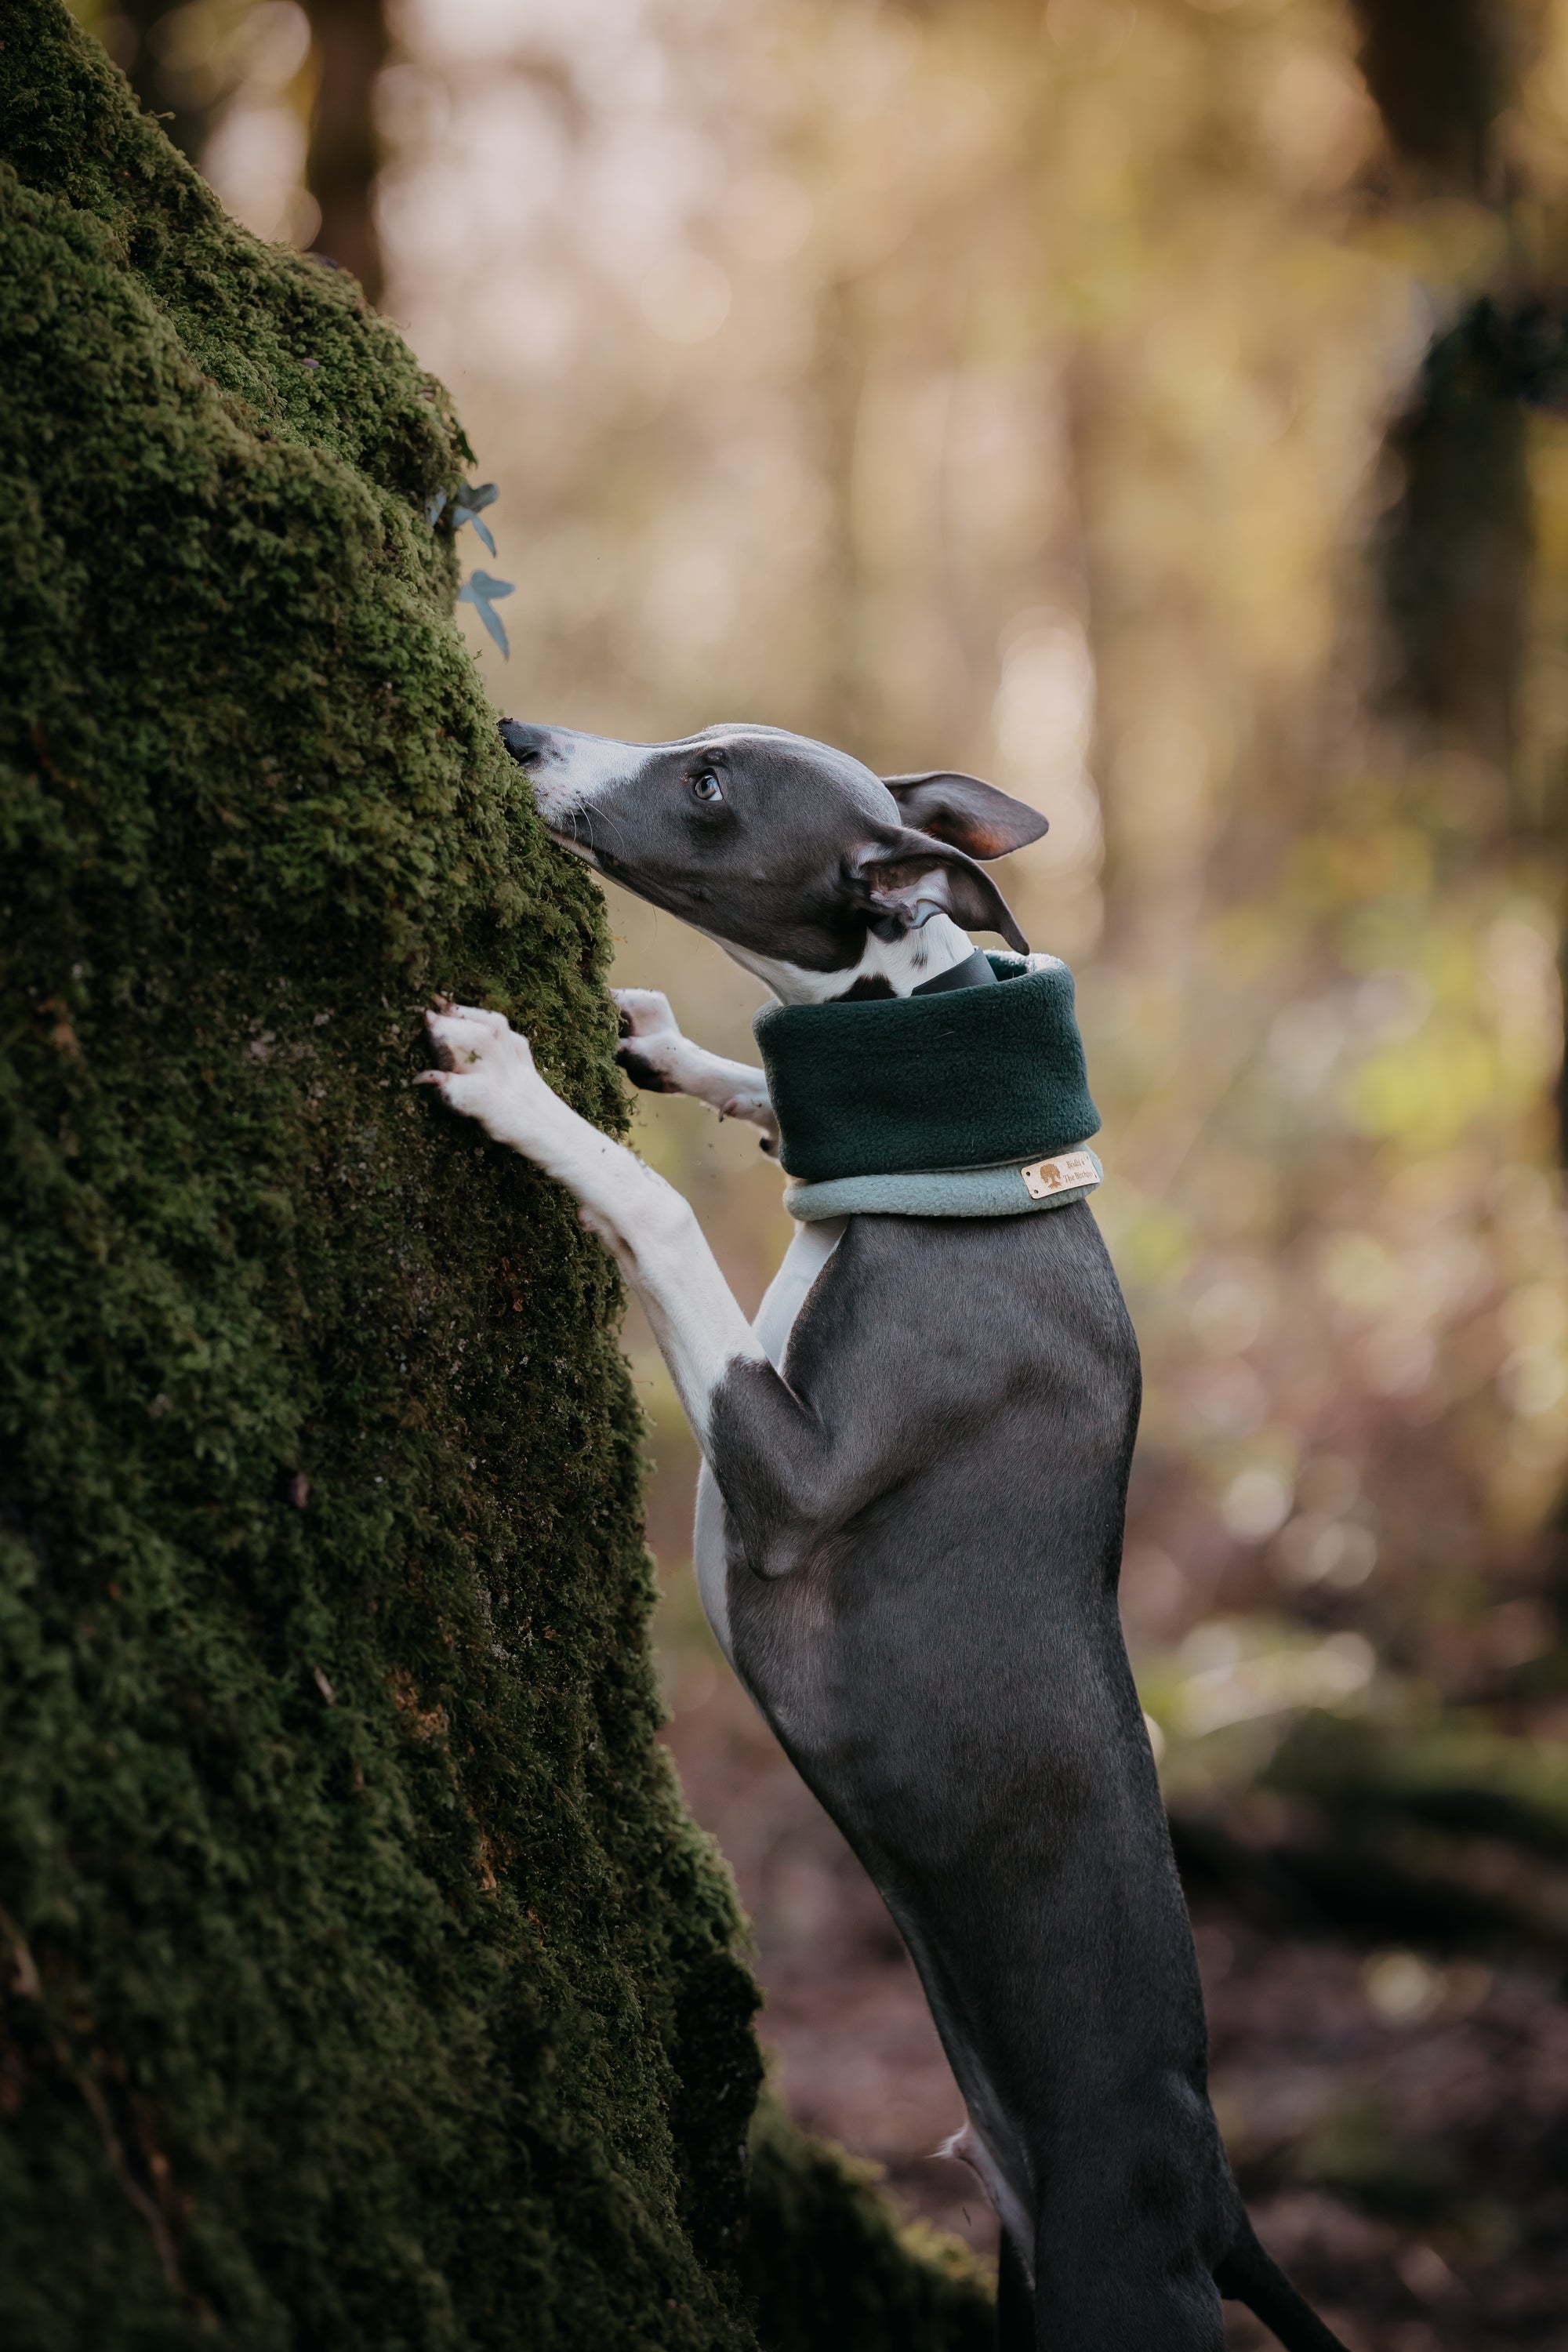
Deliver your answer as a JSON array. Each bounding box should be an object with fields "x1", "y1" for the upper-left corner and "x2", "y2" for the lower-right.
[
  {"x1": 0, "y1": 9, "x2": 759, "y2": 2342},
  {"x1": 742, "y1": 2103, "x2": 994, "y2": 2352},
  {"x1": 0, "y1": 13, "x2": 996, "y2": 2343}
]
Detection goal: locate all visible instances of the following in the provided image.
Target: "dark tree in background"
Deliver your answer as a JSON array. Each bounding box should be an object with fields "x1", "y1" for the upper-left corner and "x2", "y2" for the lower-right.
[
  {"x1": 300, "y1": 0, "x2": 388, "y2": 304},
  {"x1": 1352, "y1": 0, "x2": 1515, "y2": 193},
  {"x1": 1352, "y1": 0, "x2": 1537, "y2": 780},
  {"x1": 96, "y1": 0, "x2": 248, "y2": 162},
  {"x1": 93, "y1": 0, "x2": 389, "y2": 304}
]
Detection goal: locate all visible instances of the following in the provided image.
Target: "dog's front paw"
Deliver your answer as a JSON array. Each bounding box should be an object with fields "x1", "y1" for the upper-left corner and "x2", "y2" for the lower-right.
[
  {"x1": 611, "y1": 987, "x2": 685, "y2": 1094},
  {"x1": 417, "y1": 1000, "x2": 564, "y2": 1154}
]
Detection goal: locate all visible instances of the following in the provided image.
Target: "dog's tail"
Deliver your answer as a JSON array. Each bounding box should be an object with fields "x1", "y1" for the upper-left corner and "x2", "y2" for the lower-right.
[{"x1": 1214, "y1": 2211, "x2": 1350, "y2": 2352}]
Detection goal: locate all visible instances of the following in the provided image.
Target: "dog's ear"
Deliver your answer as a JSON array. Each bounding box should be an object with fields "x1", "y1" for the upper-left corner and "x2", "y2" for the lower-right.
[
  {"x1": 850, "y1": 832, "x2": 1029, "y2": 953},
  {"x1": 883, "y1": 771, "x2": 1049, "y2": 860}
]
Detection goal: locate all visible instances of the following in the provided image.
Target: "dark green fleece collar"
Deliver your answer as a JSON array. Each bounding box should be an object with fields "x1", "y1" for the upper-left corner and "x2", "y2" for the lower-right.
[{"x1": 753, "y1": 953, "x2": 1100, "y2": 1185}]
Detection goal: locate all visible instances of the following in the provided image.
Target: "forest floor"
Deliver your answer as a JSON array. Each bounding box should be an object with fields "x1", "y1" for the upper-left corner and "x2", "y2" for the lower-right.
[{"x1": 659, "y1": 1602, "x2": 1568, "y2": 2351}]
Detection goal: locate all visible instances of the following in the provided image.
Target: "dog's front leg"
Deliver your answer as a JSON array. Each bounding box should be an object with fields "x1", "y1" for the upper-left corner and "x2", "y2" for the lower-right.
[
  {"x1": 418, "y1": 1002, "x2": 766, "y2": 1442},
  {"x1": 420, "y1": 1004, "x2": 877, "y2": 1571},
  {"x1": 612, "y1": 988, "x2": 779, "y2": 1156}
]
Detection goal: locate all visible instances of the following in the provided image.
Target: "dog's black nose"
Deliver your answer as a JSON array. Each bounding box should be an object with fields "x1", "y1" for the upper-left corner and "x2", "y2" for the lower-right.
[{"x1": 498, "y1": 718, "x2": 553, "y2": 768}]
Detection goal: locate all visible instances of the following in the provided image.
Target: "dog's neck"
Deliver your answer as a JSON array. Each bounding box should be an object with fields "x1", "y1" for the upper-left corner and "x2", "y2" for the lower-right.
[{"x1": 720, "y1": 913, "x2": 978, "y2": 1007}]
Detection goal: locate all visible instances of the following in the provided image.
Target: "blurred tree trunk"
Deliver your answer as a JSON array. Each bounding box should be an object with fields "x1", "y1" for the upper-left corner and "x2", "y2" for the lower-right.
[
  {"x1": 302, "y1": 0, "x2": 388, "y2": 305},
  {"x1": 89, "y1": 0, "x2": 387, "y2": 299},
  {"x1": 1371, "y1": 303, "x2": 1533, "y2": 786},
  {"x1": 1352, "y1": 0, "x2": 1536, "y2": 789},
  {"x1": 1349, "y1": 0, "x2": 1513, "y2": 194},
  {"x1": 103, "y1": 0, "x2": 230, "y2": 160}
]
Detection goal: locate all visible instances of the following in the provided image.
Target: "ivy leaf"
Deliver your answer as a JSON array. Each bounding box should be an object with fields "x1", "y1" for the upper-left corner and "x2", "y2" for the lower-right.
[
  {"x1": 457, "y1": 569, "x2": 515, "y2": 658},
  {"x1": 451, "y1": 480, "x2": 499, "y2": 554},
  {"x1": 428, "y1": 481, "x2": 499, "y2": 539}
]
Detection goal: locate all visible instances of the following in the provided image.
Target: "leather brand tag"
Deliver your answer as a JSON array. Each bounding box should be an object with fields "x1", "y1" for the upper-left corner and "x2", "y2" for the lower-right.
[{"x1": 1020, "y1": 1150, "x2": 1100, "y2": 1200}]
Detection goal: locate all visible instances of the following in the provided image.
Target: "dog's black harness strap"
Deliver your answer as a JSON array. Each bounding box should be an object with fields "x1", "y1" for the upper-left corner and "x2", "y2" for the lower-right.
[{"x1": 910, "y1": 945, "x2": 999, "y2": 996}]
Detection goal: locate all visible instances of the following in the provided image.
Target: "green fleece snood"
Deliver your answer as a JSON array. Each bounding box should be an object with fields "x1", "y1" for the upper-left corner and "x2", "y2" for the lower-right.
[{"x1": 753, "y1": 953, "x2": 1102, "y2": 1218}]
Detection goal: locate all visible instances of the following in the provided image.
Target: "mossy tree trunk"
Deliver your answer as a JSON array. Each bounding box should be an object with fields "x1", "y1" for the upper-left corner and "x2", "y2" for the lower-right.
[
  {"x1": 0, "y1": 6, "x2": 760, "y2": 2340},
  {"x1": 0, "y1": 14, "x2": 994, "y2": 2347}
]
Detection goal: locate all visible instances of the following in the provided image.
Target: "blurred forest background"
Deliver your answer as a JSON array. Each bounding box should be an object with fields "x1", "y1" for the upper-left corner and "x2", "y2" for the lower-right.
[{"x1": 67, "y1": 0, "x2": 1568, "y2": 2340}]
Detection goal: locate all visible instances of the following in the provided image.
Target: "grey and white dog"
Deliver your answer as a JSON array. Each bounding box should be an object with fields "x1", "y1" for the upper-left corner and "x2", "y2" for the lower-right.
[{"x1": 418, "y1": 720, "x2": 1346, "y2": 2352}]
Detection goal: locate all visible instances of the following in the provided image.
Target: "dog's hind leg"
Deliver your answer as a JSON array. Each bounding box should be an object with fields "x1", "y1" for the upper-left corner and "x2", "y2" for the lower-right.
[
  {"x1": 938, "y1": 2103, "x2": 1225, "y2": 2351},
  {"x1": 1029, "y1": 2099, "x2": 1229, "y2": 2352}
]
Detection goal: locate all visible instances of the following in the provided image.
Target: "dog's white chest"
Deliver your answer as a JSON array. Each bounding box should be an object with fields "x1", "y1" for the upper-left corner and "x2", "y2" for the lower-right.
[{"x1": 692, "y1": 1216, "x2": 845, "y2": 1665}]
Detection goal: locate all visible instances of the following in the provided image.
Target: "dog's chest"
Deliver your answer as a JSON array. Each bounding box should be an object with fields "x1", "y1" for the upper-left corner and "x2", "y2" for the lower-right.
[
  {"x1": 692, "y1": 1217, "x2": 845, "y2": 1666},
  {"x1": 750, "y1": 1216, "x2": 846, "y2": 1365}
]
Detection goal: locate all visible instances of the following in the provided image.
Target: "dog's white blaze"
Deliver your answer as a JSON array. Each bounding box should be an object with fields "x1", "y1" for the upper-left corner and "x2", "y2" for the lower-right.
[
  {"x1": 692, "y1": 1218, "x2": 845, "y2": 1664},
  {"x1": 527, "y1": 731, "x2": 653, "y2": 827},
  {"x1": 530, "y1": 725, "x2": 790, "y2": 830}
]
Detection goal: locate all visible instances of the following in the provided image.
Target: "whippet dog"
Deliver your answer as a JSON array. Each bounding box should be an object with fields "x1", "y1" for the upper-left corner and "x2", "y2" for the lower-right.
[{"x1": 418, "y1": 720, "x2": 1348, "y2": 2352}]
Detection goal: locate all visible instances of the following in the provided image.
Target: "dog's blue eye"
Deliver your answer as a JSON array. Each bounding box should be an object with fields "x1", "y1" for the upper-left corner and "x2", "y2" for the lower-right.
[{"x1": 691, "y1": 771, "x2": 724, "y2": 803}]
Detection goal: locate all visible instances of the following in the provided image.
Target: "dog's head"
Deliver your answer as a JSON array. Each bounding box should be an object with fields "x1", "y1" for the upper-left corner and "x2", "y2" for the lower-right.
[{"x1": 499, "y1": 718, "x2": 1047, "y2": 995}]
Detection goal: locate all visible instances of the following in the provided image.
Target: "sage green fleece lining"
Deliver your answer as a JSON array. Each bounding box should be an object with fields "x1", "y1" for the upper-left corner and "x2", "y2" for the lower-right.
[
  {"x1": 754, "y1": 952, "x2": 1101, "y2": 1185},
  {"x1": 782, "y1": 1147, "x2": 1103, "y2": 1223}
]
